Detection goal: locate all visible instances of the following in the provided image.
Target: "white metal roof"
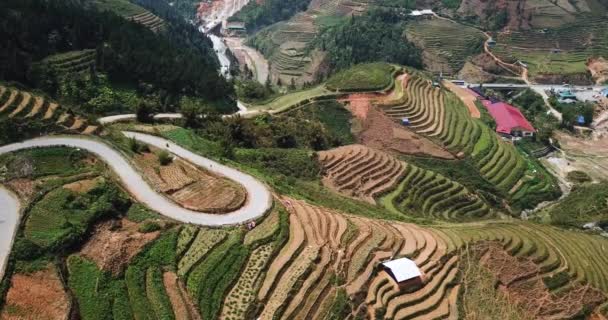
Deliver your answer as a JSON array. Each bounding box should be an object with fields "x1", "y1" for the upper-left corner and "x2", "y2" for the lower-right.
[
  {"x1": 381, "y1": 258, "x2": 421, "y2": 282},
  {"x1": 410, "y1": 9, "x2": 434, "y2": 16}
]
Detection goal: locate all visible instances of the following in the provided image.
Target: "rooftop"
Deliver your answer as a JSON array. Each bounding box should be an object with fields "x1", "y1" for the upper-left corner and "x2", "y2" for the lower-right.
[
  {"x1": 381, "y1": 257, "x2": 421, "y2": 283},
  {"x1": 481, "y1": 100, "x2": 535, "y2": 134},
  {"x1": 410, "y1": 9, "x2": 434, "y2": 16}
]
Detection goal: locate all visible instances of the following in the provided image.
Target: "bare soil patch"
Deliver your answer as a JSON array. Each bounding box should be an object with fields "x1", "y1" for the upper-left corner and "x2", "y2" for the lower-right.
[
  {"x1": 63, "y1": 177, "x2": 102, "y2": 194},
  {"x1": 79, "y1": 218, "x2": 160, "y2": 275},
  {"x1": 356, "y1": 107, "x2": 454, "y2": 159},
  {"x1": 443, "y1": 80, "x2": 481, "y2": 118},
  {"x1": 5, "y1": 178, "x2": 36, "y2": 202},
  {"x1": 0, "y1": 264, "x2": 70, "y2": 320},
  {"x1": 163, "y1": 271, "x2": 201, "y2": 320},
  {"x1": 587, "y1": 57, "x2": 608, "y2": 85}
]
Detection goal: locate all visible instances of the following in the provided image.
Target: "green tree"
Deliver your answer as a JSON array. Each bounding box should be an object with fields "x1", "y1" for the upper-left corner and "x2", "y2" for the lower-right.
[{"x1": 136, "y1": 101, "x2": 155, "y2": 123}]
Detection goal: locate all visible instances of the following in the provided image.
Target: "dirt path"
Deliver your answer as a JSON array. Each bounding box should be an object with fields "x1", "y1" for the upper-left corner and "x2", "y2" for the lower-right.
[
  {"x1": 442, "y1": 80, "x2": 481, "y2": 118},
  {"x1": 163, "y1": 271, "x2": 201, "y2": 320},
  {"x1": 225, "y1": 37, "x2": 269, "y2": 84}
]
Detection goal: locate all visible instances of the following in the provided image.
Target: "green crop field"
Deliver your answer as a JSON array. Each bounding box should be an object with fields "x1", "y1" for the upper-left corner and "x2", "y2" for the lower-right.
[{"x1": 325, "y1": 62, "x2": 396, "y2": 92}]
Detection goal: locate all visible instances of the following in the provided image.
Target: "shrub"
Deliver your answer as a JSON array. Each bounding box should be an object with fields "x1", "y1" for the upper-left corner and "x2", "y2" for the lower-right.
[
  {"x1": 138, "y1": 221, "x2": 161, "y2": 233},
  {"x1": 156, "y1": 150, "x2": 172, "y2": 166},
  {"x1": 566, "y1": 170, "x2": 592, "y2": 184},
  {"x1": 542, "y1": 271, "x2": 570, "y2": 290}
]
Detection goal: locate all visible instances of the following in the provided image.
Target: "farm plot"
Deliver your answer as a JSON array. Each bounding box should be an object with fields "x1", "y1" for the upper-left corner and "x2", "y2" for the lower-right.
[
  {"x1": 250, "y1": 13, "x2": 320, "y2": 85},
  {"x1": 133, "y1": 149, "x2": 247, "y2": 213},
  {"x1": 491, "y1": 16, "x2": 608, "y2": 80},
  {"x1": 317, "y1": 144, "x2": 406, "y2": 203},
  {"x1": 0, "y1": 264, "x2": 70, "y2": 320},
  {"x1": 41, "y1": 49, "x2": 97, "y2": 76},
  {"x1": 129, "y1": 11, "x2": 166, "y2": 32},
  {"x1": 0, "y1": 86, "x2": 99, "y2": 135},
  {"x1": 405, "y1": 18, "x2": 485, "y2": 75},
  {"x1": 374, "y1": 73, "x2": 558, "y2": 207},
  {"x1": 318, "y1": 144, "x2": 490, "y2": 221}
]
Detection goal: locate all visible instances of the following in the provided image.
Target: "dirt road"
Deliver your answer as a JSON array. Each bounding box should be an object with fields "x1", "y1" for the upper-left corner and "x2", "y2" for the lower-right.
[
  {"x1": 442, "y1": 80, "x2": 481, "y2": 118},
  {"x1": 225, "y1": 37, "x2": 269, "y2": 84}
]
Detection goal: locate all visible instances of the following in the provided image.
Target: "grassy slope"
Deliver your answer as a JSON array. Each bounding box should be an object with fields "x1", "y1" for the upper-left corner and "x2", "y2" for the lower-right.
[{"x1": 325, "y1": 62, "x2": 395, "y2": 92}]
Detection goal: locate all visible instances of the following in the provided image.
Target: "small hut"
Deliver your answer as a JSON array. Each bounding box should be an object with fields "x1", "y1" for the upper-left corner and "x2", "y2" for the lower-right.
[{"x1": 381, "y1": 258, "x2": 423, "y2": 289}]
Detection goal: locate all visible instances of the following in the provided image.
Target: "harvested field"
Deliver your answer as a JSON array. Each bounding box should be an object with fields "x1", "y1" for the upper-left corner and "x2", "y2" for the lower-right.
[
  {"x1": 133, "y1": 150, "x2": 247, "y2": 213},
  {"x1": 318, "y1": 145, "x2": 406, "y2": 203},
  {"x1": 355, "y1": 106, "x2": 454, "y2": 159},
  {"x1": 318, "y1": 144, "x2": 489, "y2": 220},
  {"x1": 0, "y1": 264, "x2": 70, "y2": 320},
  {"x1": 79, "y1": 218, "x2": 160, "y2": 275},
  {"x1": 220, "y1": 243, "x2": 274, "y2": 320},
  {"x1": 475, "y1": 241, "x2": 606, "y2": 319},
  {"x1": 442, "y1": 80, "x2": 480, "y2": 118},
  {"x1": 0, "y1": 86, "x2": 96, "y2": 135}
]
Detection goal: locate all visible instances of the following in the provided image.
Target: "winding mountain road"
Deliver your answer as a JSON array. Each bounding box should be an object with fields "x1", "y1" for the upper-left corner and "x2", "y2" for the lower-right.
[
  {"x1": 0, "y1": 132, "x2": 272, "y2": 226},
  {"x1": 0, "y1": 131, "x2": 273, "y2": 277}
]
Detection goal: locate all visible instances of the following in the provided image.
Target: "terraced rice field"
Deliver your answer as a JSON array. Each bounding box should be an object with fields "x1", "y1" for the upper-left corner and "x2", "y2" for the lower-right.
[
  {"x1": 405, "y1": 18, "x2": 485, "y2": 74},
  {"x1": 129, "y1": 11, "x2": 165, "y2": 32},
  {"x1": 375, "y1": 74, "x2": 557, "y2": 202},
  {"x1": 318, "y1": 144, "x2": 490, "y2": 220},
  {"x1": 133, "y1": 151, "x2": 247, "y2": 213},
  {"x1": 84, "y1": 201, "x2": 607, "y2": 320},
  {"x1": 0, "y1": 86, "x2": 99, "y2": 135},
  {"x1": 491, "y1": 16, "x2": 608, "y2": 78},
  {"x1": 251, "y1": 13, "x2": 320, "y2": 85},
  {"x1": 42, "y1": 49, "x2": 97, "y2": 75},
  {"x1": 318, "y1": 144, "x2": 406, "y2": 203}
]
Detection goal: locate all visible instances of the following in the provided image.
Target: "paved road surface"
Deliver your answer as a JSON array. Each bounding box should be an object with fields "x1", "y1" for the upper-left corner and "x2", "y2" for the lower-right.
[
  {"x1": 0, "y1": 132, "x2": 271, "y2": 226},
  {"x1": 0, "y1": 187, "x2": 19, "y2": 280}
]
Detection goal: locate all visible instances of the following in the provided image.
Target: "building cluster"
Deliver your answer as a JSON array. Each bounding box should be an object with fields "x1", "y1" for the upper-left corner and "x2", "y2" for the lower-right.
[{"x1": 469, "y1": 86, "x2": 536, "y2": 138}]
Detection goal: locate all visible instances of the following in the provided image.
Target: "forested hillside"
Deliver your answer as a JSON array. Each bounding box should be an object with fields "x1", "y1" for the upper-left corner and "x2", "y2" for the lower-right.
[
  {"x1": 0, "y1": 0, "x2": 233, "y2": 104},
  {"x1": 317, "y1": 9, "x2": 423, "y2": 71}
]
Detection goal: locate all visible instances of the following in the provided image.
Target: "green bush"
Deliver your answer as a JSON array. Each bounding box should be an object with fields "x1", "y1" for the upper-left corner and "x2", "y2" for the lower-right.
[
  {"x1": 125, "y1": 265, "x2": 155, "y2": 320},
  {"x1": 542, "y1": 271, "x2": 570, "y2": 290},
  {"x1": 157, "y1": 150, "x2": 173, "y2": 166},
  {"x1": 139, "y1": 221, "x2": 162, "y2": 233},
  {"x1": 548, "y1": 182, "x2": 608, "y2": 226},
  {"x1": 126, "y1": 204, "x2": 160, "y2": 222},
  {"x1": 566, "y1": 170, "x2": 592, "y2": 184},
  {"x1": 112, "y1": 280, "x2": 134, "y2": 320}
]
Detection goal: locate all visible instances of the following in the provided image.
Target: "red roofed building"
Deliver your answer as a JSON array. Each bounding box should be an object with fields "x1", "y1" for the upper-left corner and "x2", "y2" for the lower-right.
[{"x1": 481, "y1": 100, "x2": 535, "y2": 137}]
